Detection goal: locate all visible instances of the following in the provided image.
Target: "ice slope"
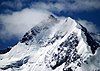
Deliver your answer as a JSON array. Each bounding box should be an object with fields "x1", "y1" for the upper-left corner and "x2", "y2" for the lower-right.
[{"x1": 0, "y1": 15, "x2": 100, "y2": 71}]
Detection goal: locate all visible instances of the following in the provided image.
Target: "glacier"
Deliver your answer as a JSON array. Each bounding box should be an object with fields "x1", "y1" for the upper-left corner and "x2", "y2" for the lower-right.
[{"x1": 0, "y1": 14, "x2": 100, "y2": 71}]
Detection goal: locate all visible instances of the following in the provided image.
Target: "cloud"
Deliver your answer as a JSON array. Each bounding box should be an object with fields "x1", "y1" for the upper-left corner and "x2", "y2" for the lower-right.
[
  {"x1": 0, "y1": 0, "x2": 100, "y2": 14},
  {"x1": 1, "y1": 0, "x2": 23, "y2": 10},
  {"x1": 0, "y1": 7, "x2": 98, "y2": 40},
  {"x1": 0, "y1": 0, "x2": 99, "y2": 40},
  {"x1": 0, "y1": 8, "x2": 99, "y2": 44},
  {"x1": 77, "y1": 19, "x2": 98, "y2": 33},
  {"x1": 0, "y1": 8, "x2": 50, "y2": 40},
  {"x1": 31, "y1": 2, "x2": 65, "y2": 13},
  {"x1": 31, "y1": 0, "x2": 100, "y2": 12}
]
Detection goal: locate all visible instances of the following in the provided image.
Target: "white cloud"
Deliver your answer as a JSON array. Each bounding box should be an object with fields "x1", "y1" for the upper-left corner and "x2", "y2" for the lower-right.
[
  {"x1": 31, "y1": 2, "x2": 65, "y2": 12},
  {"x1": 0, "y1": 8, "x2": 50, "y2": 39},
  {"x1": 77, "y1": 19, "x2": 98, "y2": 33},
  {"x1": 0, "y1": 8, "x2": 99, "y2": 42},
  {"x1": 31, "y1": 0, "x2": 100, "y2": 12}
]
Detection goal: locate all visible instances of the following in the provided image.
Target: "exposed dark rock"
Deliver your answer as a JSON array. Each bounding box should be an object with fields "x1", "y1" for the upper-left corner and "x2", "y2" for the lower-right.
[
  {"x1": 49, "y1": 33, "x2": 80, "y2": 70},
  {"x1": 79, "y1": 24, "x2": 100, "y2": 54},
  {"x1": 0, "y1": 56, "x2": 29, "y2": 70},
  {"x1": 63, "y1": 67, "x2": 73, "y2": 71}
]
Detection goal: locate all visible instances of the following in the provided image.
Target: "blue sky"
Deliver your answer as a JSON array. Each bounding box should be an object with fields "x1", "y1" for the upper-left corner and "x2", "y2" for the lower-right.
[{"x1": 0, "y1": 0, "x2": 100, "y2": 49}]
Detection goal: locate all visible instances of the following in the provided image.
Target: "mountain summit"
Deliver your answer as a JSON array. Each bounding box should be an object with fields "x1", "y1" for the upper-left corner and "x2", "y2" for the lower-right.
[{"x1": 0, "y1": 14, "x2": 100, "y2": 71}]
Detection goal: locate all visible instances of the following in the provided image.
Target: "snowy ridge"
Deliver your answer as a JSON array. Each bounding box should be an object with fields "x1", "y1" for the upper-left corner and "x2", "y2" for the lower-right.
[{"x1": 0, "y1": 14, "x2": 100, "y2": 71}]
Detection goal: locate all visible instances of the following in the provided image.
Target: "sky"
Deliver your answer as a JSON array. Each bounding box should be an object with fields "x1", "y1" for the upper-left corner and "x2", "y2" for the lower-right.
[{"x1": 0, "y1": 0, "x2": 100, "y2": 49}]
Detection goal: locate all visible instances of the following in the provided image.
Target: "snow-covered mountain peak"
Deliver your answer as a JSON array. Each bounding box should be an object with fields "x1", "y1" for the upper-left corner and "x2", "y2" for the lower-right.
[{"x1": 0, "y1": 15, "x2": 100, "y2": 71}]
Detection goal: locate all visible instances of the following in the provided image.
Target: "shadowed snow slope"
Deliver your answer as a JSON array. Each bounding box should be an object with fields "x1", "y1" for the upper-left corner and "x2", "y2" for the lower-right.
[{"x1": 0, "y1": 14, "x2": 100, "y2": 71}]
